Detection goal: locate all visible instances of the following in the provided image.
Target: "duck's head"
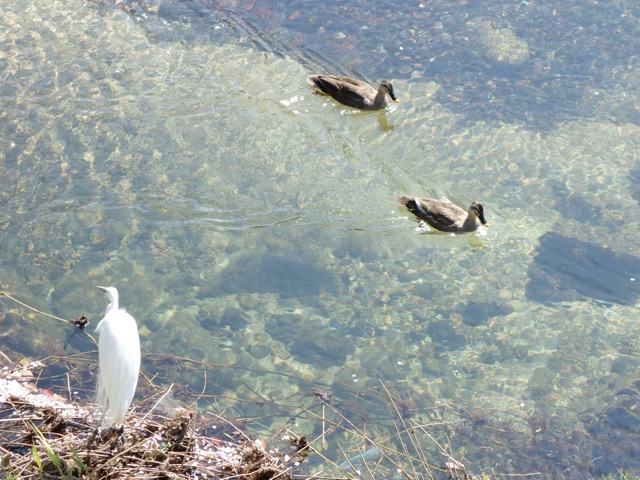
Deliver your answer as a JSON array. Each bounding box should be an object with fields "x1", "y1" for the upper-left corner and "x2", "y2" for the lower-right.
[
  {"x1": 470, "y1": 202, "x2": 488, "y2": 226},
  {"x1": 380, "y1": 80, "x2": 399, "y2": 103}
]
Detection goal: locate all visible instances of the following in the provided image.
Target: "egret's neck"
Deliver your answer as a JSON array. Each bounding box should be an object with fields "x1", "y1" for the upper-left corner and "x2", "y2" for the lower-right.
[{"x1": 105, "y1": 289, "x2": 120, "y2": 312}]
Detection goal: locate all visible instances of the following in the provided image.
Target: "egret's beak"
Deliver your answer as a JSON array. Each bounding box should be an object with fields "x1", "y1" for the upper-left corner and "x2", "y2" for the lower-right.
[{"x1": 97, "y1": 286, "x2": 108, "y2": 293}]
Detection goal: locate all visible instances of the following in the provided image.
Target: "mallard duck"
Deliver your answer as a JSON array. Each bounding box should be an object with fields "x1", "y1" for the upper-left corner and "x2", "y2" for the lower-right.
[
  {"x1": 307, "y1": 75, "x2": 398, "y2": 110},
  {"x1": 398, "y1": 196, "x2": 488, "y2": 233}
]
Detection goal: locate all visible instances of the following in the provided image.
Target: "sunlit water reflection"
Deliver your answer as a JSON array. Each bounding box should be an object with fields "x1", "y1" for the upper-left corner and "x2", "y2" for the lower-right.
[{"x1": 1, "y1": 0, "x2": 639, "y2": 477}]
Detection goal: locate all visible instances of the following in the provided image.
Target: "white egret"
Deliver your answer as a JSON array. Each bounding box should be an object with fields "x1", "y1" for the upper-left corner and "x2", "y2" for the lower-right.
[{"x1": 95, "y1": 286, "x2": 141, "y2": 427}]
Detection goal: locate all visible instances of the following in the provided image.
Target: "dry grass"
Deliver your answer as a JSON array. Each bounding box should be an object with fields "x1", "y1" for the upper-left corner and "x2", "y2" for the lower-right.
[
  {"x1": 1, "y1": 358, "x2": 493, "y2": 480},
  {"x1": 0, "y1": 362, "x2": 304, "y2": 479}
]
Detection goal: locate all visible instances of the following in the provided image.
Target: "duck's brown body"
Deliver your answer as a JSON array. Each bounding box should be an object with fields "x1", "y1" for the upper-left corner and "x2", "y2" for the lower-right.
[
  {"x1": 307, "y1": 75, "x2": 398, "y2": 110},
  {"x1": 398, "y1": 196, "x2": 488, "y2": 233}
]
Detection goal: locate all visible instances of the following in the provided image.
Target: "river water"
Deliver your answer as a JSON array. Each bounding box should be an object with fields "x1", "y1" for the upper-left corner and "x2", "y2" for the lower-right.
[{"x1": 1, "y1": 0, "x2": 639, "y2": 477}]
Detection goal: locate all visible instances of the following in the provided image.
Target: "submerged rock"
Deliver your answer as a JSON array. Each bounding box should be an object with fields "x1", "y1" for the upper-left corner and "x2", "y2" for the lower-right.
[
  {"x1": 211, "y1": 253, "x2": 338, "y2": 299},
  {"x1": 291, "y1": 328, "x2": 354, "y2": 369},
  {"x1": 266, "y1": 313, "x2": 354, "y2": 368},
  {"x1": 465, "y1": 18, "x2": 531, "y2": 64},
  {"x1": 526, "y1": 231, "x2": 640, "y2": 306},
  {"x1": 425, "y1": 319, "x2": 466, "y2": 350},
  {"x1": 549, "y1": 179, "x2": 602, "y2": 225},
  {"x1": 200, "y1": 307, "x2": 249, "y2": 332},
  {"x1": 630, "y1": 167, "x2": 640, "y2": 206},
  {"x1": 602, "y1": 405, "x2": 640, "y2": 434},
  {"x1": 460, "y1": 301, "x2": 514, "y2": 327}
]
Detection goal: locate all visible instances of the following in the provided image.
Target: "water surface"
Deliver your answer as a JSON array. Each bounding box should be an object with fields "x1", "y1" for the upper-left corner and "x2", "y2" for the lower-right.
[{"x1": 1, "y1": 0, "x2": 639, "y2": 477}]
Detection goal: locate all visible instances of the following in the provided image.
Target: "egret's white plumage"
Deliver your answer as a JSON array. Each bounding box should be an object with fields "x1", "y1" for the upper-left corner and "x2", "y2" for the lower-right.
[{"x1": 95, "y1": 286, "x2": 141, "y2": 427}]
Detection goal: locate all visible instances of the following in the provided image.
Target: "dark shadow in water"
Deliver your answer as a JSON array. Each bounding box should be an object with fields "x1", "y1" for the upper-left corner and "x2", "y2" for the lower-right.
[
  {"x1": 526, "y1": 231, "x2": 640, "y2": 306},
  {"x1": 200, "y1": 307, "x2": 249, "y2": 332},
  {"x1": 368, "y1": 0, "x2": 639, "y2": 131},
  {"x1": 212, "y1": 252, "x2": 338, "y2": 299},
  {"x1": 425, "y1": 319, "x2": 466, "y2": 350},
  {"x1": 112, "y1": 0, "x2": 639, "y2": 131},
  {"x1": 180, "y1": 1, "x2": 640, "y2": 130},
  {"x1": 581, "y1": 380, "x2": 640, "y2": 476},
  {"x1": 548, "y1": 180, "x2": 603, "y2": 226},
  {"x1": 459, "y1": 300, "x2": 513, "y2": 327},
  {"x1": 630, "y1": 167, "x2": 640, "y2": 206}
]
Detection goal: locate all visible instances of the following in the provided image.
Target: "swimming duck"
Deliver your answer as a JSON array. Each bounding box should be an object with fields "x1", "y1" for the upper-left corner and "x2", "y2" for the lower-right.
[
  {"x1": 398, "y1": 196, "x2": 488, "y2": 233},
  {"x1": 307, "y1": 75, "x2": 398, "y2": 110}
]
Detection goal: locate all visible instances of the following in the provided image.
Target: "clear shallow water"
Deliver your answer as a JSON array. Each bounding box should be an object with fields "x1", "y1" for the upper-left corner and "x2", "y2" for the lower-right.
[{"x1": 1, "y1": 0, "x2": 639, "y2": 477}]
